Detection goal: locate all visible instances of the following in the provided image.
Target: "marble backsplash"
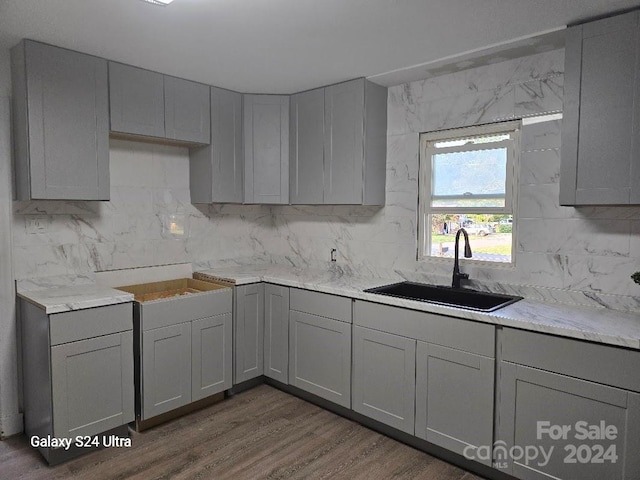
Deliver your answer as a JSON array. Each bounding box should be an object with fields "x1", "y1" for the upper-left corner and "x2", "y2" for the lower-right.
[{"x1": 10, "y1": 48, "x2": 640, "y2": 311}]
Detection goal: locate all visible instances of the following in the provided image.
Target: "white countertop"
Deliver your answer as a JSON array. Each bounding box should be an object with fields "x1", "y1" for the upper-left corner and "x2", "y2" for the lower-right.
[
  {"x1": 196, "y1": 264, "x2": 640, "y2": 350},
  {"x1": 17, "y1": 284, "x2": 134, "y2": 314}
]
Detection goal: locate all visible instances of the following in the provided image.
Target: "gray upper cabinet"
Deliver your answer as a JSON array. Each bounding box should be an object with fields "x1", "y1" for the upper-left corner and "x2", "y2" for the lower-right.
[
  {"x1": 290, "y1": 88, "x2": 325, "y2": 204},
  {"x1": 234, "y1": 283, "x2": 265, "y2": 383},
  {"x1": 324, "y1": 79, "x2": 365, "y2": 204},
  {"x1": 109, "y1": 62, "x2": 165, "y2": 138},
  {"x1": 290, "y1": 78, "x2": 387, "y2": 205},
  {"x1": 190, "y1": 87, "x2": 243, "y2": 203},
  {"x1": 243, "y1": 94, "x2": 290, "y2": 204},
  {"x1": 561, "y1": 10, "x2": 640, "y2": 205},
  {"x1": 11, "y1": 40, "x2": 110, "y2": 200},
  {"x1": 352, "y1": 326, "x2": 416, "y2": 434},
  {"x1": 164, "y1": 76, "x2": 211, "y2": 144},
  {"x1": 264, "y1": 284, "x2": 290, "y2": 384},
  {"x1": 108, "y1": 63, "x2": 209, "y2": 145}
]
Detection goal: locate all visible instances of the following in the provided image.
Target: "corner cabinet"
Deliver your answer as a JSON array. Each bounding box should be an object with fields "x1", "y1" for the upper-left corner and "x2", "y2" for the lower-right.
[
  {"x1": 108, "y1": 62, "x2": 210, "y2": 145},
  {"x1": 560, "y1": 10, "x2": 640, "y2": 205},
  {"x1": 289, "y1": 288, "x2": 352, "y2": 408},
  {"x1": 190, "y1": 87, "x2": 244, "y2": 204},
  {"x1": 243, "y1": 94, "x2": 289, "y2": 204},
  {"x1": 290, "y1": 78, "x2": 387, "y2": 205},
  {"x1": 19, "y1": 300, "x2": 134, "y2": 465},
  {"x1": 11, "y1": 40, "x2": 110, "y2": 200}
]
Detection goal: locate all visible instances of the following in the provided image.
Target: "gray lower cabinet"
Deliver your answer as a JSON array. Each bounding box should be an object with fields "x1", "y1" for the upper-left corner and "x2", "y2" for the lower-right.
[
  {"x1": 164, "y1": 75, "x2": 211, "y2": 144},
  {"x1": 191, "y1": 313, "x2": 233, "y2": 401},
  {"x1": 234, "y1": 283, "x2": 265, "y2": 383},
  {"x1": 289, "y1": 78, "x2": 387, "y2": 205},
  {"x1": 243, "y1": 94, "x2": 289, "y2": 204},
  {"x1": 190, "y1": 86, "x2": 244, "y2": 203},
  {"x1": 109, "y1": 62, "x2": 165, "y2": 138},
  {"x1": 11, "y1": 39, "x2": 110, "y2": 200},
  {"x1": 499, "y1": 363, "x2": 640, "y2": 480},
  {"x1": 496, "y1": 327, "x2": 640, "y2": 480},
  {"x1": 142, "y1": 323, "x2": 192, "y2": 418},
  {"x1": 289, "y1": 289, "x2": 352, "y2": 408},
  {"x1": 561, "y1": 10, "x2": 640, "y2": 205},
  {"x1": 415, "y1": 342, "x2": 494, "y2": 465},
  {"x1": 19, "y1": 300, "x2": 134, "y2": 464},
  {"x1": 136, "y1": 284, "x2": 233, "y2": 421},
  {"x1": 352, "y1": 326, "x2": 416, "y2": 434},
  {"x1": 264, "y1": 284, "x2": 290, "y2": 383}
]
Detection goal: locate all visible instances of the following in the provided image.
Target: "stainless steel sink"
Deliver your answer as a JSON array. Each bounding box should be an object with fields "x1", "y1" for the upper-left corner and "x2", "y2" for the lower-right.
[{"x1": 363, "y1": 281, "x2": 522, "y2": 312}]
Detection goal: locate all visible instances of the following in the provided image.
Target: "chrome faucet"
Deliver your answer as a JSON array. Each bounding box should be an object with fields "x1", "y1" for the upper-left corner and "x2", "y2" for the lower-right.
[{"x1": 452, "y1": 228, "x2": 472, "y2": 289}]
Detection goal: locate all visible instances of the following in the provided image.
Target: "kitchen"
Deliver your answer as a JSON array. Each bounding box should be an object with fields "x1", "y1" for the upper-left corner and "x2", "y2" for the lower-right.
[{"x1": 1, "y1": 1, "x2": 640, "y2": 479}]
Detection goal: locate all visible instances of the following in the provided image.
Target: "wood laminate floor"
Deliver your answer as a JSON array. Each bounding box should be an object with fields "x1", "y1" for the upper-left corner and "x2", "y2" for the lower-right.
[{"x1": 0, "y1": 385, "x2": 485, "y2": 480}]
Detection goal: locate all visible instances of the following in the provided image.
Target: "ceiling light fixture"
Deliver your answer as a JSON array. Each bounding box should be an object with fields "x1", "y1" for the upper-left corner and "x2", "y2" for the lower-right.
[{"x1": 140, "y1": 0, "x2": 174, "y2": 6}]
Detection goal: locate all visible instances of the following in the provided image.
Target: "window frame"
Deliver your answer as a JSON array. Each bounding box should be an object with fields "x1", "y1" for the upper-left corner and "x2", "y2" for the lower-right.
[{"x1": 417, "y1": 120, "x2": 521, "y2": 267}]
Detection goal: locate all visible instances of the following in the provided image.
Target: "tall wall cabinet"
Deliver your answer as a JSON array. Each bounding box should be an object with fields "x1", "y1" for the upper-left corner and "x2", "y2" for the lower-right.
[
  {"x1": 290, "y1": 78, "x2": 387, "y2": 205},
  {"x1": 561, "y1": 10, "x2": 640, "y2": 205},
  {"x1": 11, "y1": 40, "x2": 110, "y2": 201}
]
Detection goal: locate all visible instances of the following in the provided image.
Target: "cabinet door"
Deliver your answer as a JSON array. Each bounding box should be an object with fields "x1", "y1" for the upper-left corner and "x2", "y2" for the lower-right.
[
  {"x1": 51, "y1": 331, "x2": 134, "y2": 438},
  {"x1": 415, "y1": 342, "x2": 494, "y2": 466},
  {"x1": 164, "y1": 76, "x2": 210, "y2": 144},
  {"x1": 561, "y1": 11, "x2": 640, "y2": 205},
  {"x1": 142, "y1": 323, "x2": 191, "y2": 419},
  {"x1": 264, "y1": 284, "x2": 290, "y2": 383},
  {"x1": 109, "y1": 62, "x2": 165, "y2": 138},
  {"x1": 243, "y1": 95, "x2": 289, "y2": 204},
  {"x1": 15, "y1": 40, "x2": 109, "y2": 200},
  {"x1": 190, "y1": 87, "x2": 243, "y2": 203},
  {"x1": 191, "y1": 313, "x2": 232, "y2": 401},
  {"x1": 234, "y1": 284, "x2": 265, "y2": 383},
  {"x1": 289, "y1": 311, "x2": 351, "y2": 408},
  {"x1": 290, "y1": 88, "x2": 325, "y2": 204},
  {"x1": 352, "y1": 326, "x2": 416, "y2": 433},
  {"x1": 498, "y1": 363, "x2": 640, "y2": 480},
  {"x1": 324, "y1": 79, "x2": 364, "y2": 204}
]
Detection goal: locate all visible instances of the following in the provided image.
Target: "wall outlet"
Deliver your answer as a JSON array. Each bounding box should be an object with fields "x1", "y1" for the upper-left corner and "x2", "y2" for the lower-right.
[{"x1": 25, "y1": 215, "x2": 48, "y2": 235}]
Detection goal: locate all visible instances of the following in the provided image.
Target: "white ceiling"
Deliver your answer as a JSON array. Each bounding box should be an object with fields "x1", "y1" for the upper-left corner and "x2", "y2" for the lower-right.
[{"x1": 0, "y1": 0, "x2": 638, "y2": 93}]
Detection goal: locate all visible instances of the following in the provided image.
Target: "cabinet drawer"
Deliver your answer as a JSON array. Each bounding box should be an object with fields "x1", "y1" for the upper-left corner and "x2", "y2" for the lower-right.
[
  {"x1": 501, "y1": 328, "x2": 640, "y2": 392},
  {"x1": 354, "y1": 300, "x2": 494, "y2": 357},
  {"x1": 49, "y1": 302, "x2": 132, "y2": 346},
  {"x1": 290, "y1": 288, "x2": 352, "y2": 323},
  {"x1": 139, "y1": 288, "x2": 232, "y2": 331}
]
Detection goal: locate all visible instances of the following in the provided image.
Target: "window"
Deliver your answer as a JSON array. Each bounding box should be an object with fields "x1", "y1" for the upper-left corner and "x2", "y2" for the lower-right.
[{"x1": 418, "y1": 121, "x2": 520, "y2": 265}]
